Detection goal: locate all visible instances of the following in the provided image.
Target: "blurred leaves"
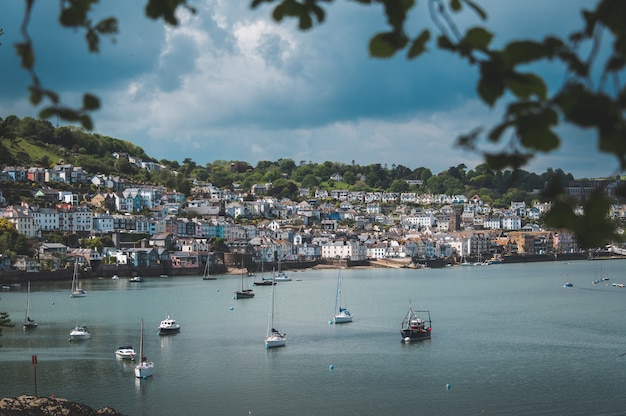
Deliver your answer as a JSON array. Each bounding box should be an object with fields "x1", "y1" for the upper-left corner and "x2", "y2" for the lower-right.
[{"x1": 10, "y1": 0, "x2": 626, "y2": 247}]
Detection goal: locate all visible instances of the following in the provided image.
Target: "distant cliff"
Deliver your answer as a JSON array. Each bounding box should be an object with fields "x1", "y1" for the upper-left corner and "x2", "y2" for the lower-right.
[{"x1": 0, "y1": 395, "x2": 125, "y2": 416}]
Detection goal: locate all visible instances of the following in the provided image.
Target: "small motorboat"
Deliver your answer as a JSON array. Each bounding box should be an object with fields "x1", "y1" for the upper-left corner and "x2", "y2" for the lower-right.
[
  {"x1": 129, "y1": 276, "x2": 144, "y2": 283},
  {"x1": 158, "y1": 315, "x2": 181, "y2": 335},
  {"x1": 563, "y1": 281, "x2": 574, "y2": 287},
  {"x1": 69, "y1": 325, "x2": 91, "y2": 341},
  {"x1": 111, "y1": 274, "x2": 119, "y2": 280},
  {"x1": 115, "y1": 345, "x2": 136, "y2": 360}
]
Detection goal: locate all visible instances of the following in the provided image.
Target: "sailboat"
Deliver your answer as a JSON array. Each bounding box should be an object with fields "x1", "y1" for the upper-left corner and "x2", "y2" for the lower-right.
[
  {"x1": 69, "y1": 258, "x2": 86, "y2": 298},
  {"x1": 202, "y1": 253, "x2": 216, "y2": 280},
  {"x1": 134, "y1": 319, "x2": 154, "y2": 379},
  {"x1": 235, "y1": 253, "x2": 255, "y2": 299},
  {"x1": 23, "y1": 281, "x2": 37, "y2": 330},
  {"x1": 254, "y1": 256, "x2": 275, "y2": 286},
  {"x1": 273, "y1": 257, "x2": 291, "y2": 281},
  {"x1": 265, "y1": 277, "x2": 286, "y2": 348},
  {"x1": 332, "y1": 270, "x2": 353, "y2": 324}
]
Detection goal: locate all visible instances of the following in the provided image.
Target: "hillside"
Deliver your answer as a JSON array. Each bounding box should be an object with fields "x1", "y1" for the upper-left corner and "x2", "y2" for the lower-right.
[{"x1": 0, "y1": 114, "x2": 588, "y2": 208}]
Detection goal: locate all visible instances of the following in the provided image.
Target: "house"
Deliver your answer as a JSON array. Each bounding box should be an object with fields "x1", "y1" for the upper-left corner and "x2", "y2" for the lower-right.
[
  {"x1": 13, "y1": 256, "x2": 39, "y2": 272},
  {"x1": 3, "y1": 204, "x2": 38, "y2": 237},
  {"x1": 39, "y1": 242, "x2": 68, "y2": 257}
]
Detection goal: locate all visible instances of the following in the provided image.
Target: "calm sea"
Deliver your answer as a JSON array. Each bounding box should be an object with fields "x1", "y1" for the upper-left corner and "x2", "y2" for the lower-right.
[{"x1": 1, "y1": 259, "x2": 626, "y2": 416}]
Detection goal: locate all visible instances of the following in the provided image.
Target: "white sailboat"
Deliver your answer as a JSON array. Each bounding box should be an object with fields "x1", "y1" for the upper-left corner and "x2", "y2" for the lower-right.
[
  {"x1": 70, "y1": 258, "x2": 86, "y2": 298},
  {"x1": 265, "y1": 277, "x2": 286, "y2": 348},
  {"x1": 202, "y1": 253, "x2": 216, "y2": 280},
  {"x1": 332, "y1": 269, "x2": 353, "y2": 324},
  {"x1": 134, "y1": 319, "x2": 154, "y2": 379},
  {"x1": 273, "y1": 258, "x2": 291, "y2": 281},
  {"x1": 23, "y1": 281, "x2": 37, "y2": 330}
]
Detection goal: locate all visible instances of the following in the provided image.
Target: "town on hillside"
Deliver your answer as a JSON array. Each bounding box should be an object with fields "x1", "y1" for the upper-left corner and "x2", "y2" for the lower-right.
[{"x1": 1, "y1": 156, "x2": 626, "y2": 281}]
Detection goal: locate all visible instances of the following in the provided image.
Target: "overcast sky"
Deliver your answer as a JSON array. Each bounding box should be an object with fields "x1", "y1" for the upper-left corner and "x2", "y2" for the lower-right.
[{"x1": 0, "y1": 0, "x2": 620, "y2": 178}]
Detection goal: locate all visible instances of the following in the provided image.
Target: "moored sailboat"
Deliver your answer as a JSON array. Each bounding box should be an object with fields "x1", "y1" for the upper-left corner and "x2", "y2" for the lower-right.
[
  {"x1": 69, "y1": 258, "x2": 86, "y2": 298},
  {"x1": 235, "y1": 254, "x2": 254, "y2": 299},
  {"x1": 332, "y1": 270, "x2": 353, "y2": 324},
  {"x1": 134, "y1": 319, "x2": 154, "y2": 379},
  {"x1": 265, "y1": 277, "x2": 286, "y2": 348},
  {"x1": 23, "y1": 281, "x2": 37, "y2": 330},
  {"x1": 202, "y1": 253, "x2": 216, "y2": 280}
]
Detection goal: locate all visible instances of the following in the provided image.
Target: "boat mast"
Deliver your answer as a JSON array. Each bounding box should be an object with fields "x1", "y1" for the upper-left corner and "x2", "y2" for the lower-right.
[
  {"x1": 139, "y1": 319, "x2": 145, "y2": 363},
  {"x1": 334, "y1": 270, "x2": 341, "y2": 315},
  {"x1": 24, "y1": 281, "x2": 31, "y2": 322}
]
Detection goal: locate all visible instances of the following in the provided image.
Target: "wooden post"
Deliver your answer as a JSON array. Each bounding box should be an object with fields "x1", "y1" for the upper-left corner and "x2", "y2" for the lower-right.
[{"x1": 31, "y1": 355, "x2": 38, "y2": 396}]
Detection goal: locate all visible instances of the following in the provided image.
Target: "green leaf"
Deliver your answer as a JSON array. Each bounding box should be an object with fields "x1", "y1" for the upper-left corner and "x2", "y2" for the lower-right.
[
  {"x1": 477, "y1": 74, "x2": 504, "y2": 106},
  {"x1": 436, "y1": 35, "x2": 456, "y2": 52},
  {"x1": 503, "y1": 41, "x2": 548, "y2": 66},
  {"x1": 484, "y1": 152, "x2": 532, "y2": 170},
  {"x1": 518, "y1": 125, "x2": 560, "y2": 152},
  {"x1": 407, "y1": 30, "x2": 430, "y2": 59},
  {"x1": 369, "y1": 32, "x2": 406, "y2": 58},
  {"x1": 29, "y1": 87, "x2": 43, "y2": 105},
  {"x1": 80, "y1": 114, "x2": 94, "y2": 130},
  {"x1": 83, "y1": 94, "x2": 100, "y2": 111},
  {"x1": 506, "y1": 72, "x2": 547, "y2": 100},
  {"x1": 487, "y1": 121, "x2": 511, "y2": 143},
  {"x1": 14, "y1": 43, "x2": 35, "y2": 69},
  {"x1": 464, "y1": 27, "x2": 493, "y2": 50}
]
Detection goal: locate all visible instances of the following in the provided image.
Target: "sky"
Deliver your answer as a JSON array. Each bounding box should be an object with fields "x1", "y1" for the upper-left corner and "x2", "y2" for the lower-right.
[{"x1": 0, "y1": 0, "x2": 621, "y2": 178}]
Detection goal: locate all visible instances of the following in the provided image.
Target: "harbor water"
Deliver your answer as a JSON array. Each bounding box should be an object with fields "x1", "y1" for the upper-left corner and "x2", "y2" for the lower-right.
[{"x1": 1, "y1": 259, "x2": 626, "y2": 415}]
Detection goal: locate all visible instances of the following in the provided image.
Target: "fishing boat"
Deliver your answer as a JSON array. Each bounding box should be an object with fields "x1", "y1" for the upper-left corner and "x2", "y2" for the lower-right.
[
  {"x1": 265, "y1": 277, "x2": 286, "y2": 348},
  {"x1": 273, "y1": 258, "x2": 291, "y2": 281},
  {"x1": 69, "y1": 324, "x2": 90, "y2": 341},
  {"x1": 202, "y1": 254, "x2": 216, "y2": 280},
  {"x1": 134, "y1": 319, "x2": 154, "y2": 379},
  {"x1": 235, "y1": 255, "x2": 255, "y2": 299},
  {"x1": 158, "y1": 315, "x2": 181, "y2": 335},
  {"x1": 69, "y1": 259, "x2": 86, "y2": 298},
  {"x1": 332, "y1": 270, "x2": 353, "y2": 324},
  {"x1": 23, "y1": 281, "x2": 38, "y2": 330},
  {"x1": 400, "y1": 301, "x2": 432, "y2": 342},
  {"x1": 115, "y1": 345, "x2": 136, "y2": 360}
]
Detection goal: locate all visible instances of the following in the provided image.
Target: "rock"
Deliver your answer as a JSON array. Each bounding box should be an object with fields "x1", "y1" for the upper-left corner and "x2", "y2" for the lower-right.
[{"x1": 0, "y1": 395, "x2": 125, "y2": 416}]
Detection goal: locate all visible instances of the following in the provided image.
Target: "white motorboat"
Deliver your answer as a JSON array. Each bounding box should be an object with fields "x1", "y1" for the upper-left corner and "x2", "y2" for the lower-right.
[
  {"x1": 332, "y1": 270, "x2": 353, "y2": 324},
  {"x1": 115, "y1": 345, "x2": 136, "y2": 360},
  {"x1": 111, "y1": 274, "x2": 119, "y2": 280},
  {"x1": 129, "y1": 276, "x2": 144, "y2": 283},
  {"x1": 69, "y1": 324, "x2": 90, "y2": 341},
  {"x1": 135, "y1": 319, "x2": 154, "y2": 379},
  {"x1": 265, "y1": 277, "x2": 286, "y2": 348},
  {"x1": 158, "y1": 315, "x2": 181, "y2": 335}
]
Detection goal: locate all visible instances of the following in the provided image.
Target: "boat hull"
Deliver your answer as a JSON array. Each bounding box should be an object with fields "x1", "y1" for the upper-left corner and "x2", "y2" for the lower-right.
[
  {"x1": 400, "y1": 329, "x2": 431, "y2": 341},
  {"x1": 134, "y1": 362, "x2": 154, "y2": 379},
  {"x1": 265, "y1": 337, "x2": 287, "y2": 348},
  {"x1": 158, "y1": 327, "x2": 180, "y2": 335},
  {"x1": 333, "y1": 313, "x2": 353, "y2": 324},
  {"x1": 70, "y1": 290, "x2": 86, "y2": 298},
  {"x1": 236, "y1": 290, "x2": 255, "y2": 299},
  {"x1": 23, "y1": 322, "x2": 38, "y2": 330}
]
